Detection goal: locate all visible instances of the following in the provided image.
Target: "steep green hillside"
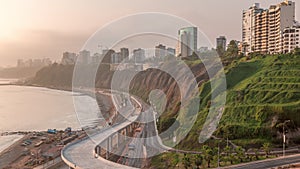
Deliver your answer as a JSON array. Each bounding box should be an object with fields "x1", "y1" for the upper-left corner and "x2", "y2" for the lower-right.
[
  {"x1": 178, "y1": 54, "x2": 300, "y2": 150},
  {"x1": 150, "y1": 54, "x2": 299, "y2": 168}
]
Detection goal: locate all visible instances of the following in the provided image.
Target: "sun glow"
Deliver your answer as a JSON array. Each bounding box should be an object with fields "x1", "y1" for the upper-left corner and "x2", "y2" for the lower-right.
[
  {"x1": 0, "y1": 1, "x2": 24, "y2": 41},
  {"x1": 0, "y1": 28, "x2": 14, "y2": 40}
]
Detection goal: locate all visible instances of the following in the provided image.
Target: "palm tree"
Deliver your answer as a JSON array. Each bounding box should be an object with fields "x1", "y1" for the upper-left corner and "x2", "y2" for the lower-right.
[
  {"x1": 194, "y1": 154, "x2": 203, "y2": 169},
  {"x1": 253, "y1": 148, "x2": 259, "y2": 160},
  {"x1": 202, "y1": 145, "x2": 213, "y2": 168},
  {"x1": 262, "y1": 143, "x2": 271, "y2": 158},
  {"x1": 224, "y1": 146, "x2": 231, "y2": 156},
  {"x1": 229, "y1": 152, "x2": 236, "y2": 164},
  {"x1": 235, "y1": 146, "x2": 245, "y2": 163},
  {"x1": 182, "y1": 154, "x2": 191, "y2": 169},
  {"x1": 222, "y1": 146, "x2": 231, "y2": 165},
  {"x1": 212, "y1": 147, "x2": 219, "y2": 167}
]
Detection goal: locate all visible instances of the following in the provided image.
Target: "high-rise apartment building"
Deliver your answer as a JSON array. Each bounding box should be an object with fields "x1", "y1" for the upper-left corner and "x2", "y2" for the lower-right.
[
  {"x1": 268, "y1": 1, "x2": 295, "y2": 54},
  {"x1": 242, "y1": 1, "x2": 296, "y2": 55},
  {"x1": 242, "y1": 3, "x2": 263, "y2": 55},
  {"x1": 254, "y1": 9, "x2": 269, "y2": 54},
  {"x1": 61, "y1": 52, "x2": 77, "y2": 65},
  {"x1": 79, "y1": 50, "x2": 90, "y2": 64},
  {"x1": 133, "y1": 48, "x2": 145, "y2": 63},
  {"x1": 155, "y1": 44, "x2": 166, "y2": 58},
  {"x1": 111, "y1": 52, "x2": 121, "y2": 64},
  {"x1": 120, "y1": 48, "x2": 129, "y2": 61},
  {"x1": 110, "y1": 48, "x2": 129, "y2": 64},
  {"x1": 283, "y1": 25, "x2": 300, "y2": 53},
  {"x1": 216, "y1": 36, "x2": 227, "y2": 52},
  {"x1": 177, "y1": 27, "x2": 197, "y2": 57}
]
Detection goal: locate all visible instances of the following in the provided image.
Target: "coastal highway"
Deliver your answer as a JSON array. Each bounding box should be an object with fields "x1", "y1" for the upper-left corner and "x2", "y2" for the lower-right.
[
  {"x1": 62, "y1": 89, "x2": 170, "y2": 169},
  {"x1": 63, "y1": 89, "x2": 300, "y2": 169},
  {"x1": 118, "y1": 98, "x2": 171, "y2": 168},
  {"x1": 61, "y1": 115, "x2": 139, "y2": 169},
  {"x1": 226, "y1": 154, "x2": 300, "y2": 169},
  {"x1": 62, "y1": 90, "x2": 141, "y2": 169}
]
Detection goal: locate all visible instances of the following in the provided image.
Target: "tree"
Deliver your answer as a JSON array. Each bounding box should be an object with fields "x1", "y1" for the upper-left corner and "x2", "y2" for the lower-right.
[
  {"x1": 212, "y1": 147, "x2": 219, "y2": 167},
  {"x1": 202, "y1": 145, "x2": 213, "y2": 168},
  {"x1": 222, "y1": 146, "x2": 231, "y2": 165},
  {"x1": 182, "y1": 154, "x2": 191, "y2": 169},
  {"x1": 253, "y1": 148, "x2": 260, "y2": 160},
  {"x1": 235, "y1": 146, "x2": 245, "y2": 163},
  {"x1": 225, "y1": 40, "x2": 239, "y2": 58},
  {"x1": 224, "y1": 146, "x2": 231, "y2": 156},
  {"x1": 194, "y1": 154, "x2": 203, "y2": 169},
  {"x1": 229, "y1": 152, "x2": 236, "y2": 165},
  {"x1": 262, "y1": 143, "x2": 271, "y2": 158}
]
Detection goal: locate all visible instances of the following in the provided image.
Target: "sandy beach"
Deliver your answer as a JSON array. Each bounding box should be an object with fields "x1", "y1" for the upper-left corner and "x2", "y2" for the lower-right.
[{"x1": 0, "y1": 135, "x2": 24, "y2": 153}]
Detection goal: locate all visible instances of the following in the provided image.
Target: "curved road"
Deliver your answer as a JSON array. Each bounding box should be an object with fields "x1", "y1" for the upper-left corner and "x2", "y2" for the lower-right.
[
  {"x1": 62, "y1": 90, "x2": 173, "y2": 169},
  {"x1": 62, "y1": 114, "x2": 140, "y2": 169},
  {"x1": 62, "y1": 90, "x2": 141, "y2": 169}
]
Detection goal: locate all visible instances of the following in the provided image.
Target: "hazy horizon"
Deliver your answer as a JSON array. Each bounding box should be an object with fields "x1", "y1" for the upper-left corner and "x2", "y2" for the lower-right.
[{"x1": 0, "y1": 0, "x2": 299, "y2": 67}]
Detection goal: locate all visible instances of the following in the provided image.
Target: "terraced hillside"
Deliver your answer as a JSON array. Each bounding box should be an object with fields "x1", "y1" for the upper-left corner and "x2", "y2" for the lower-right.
[{"x1": 179, "y1": 54, "x2": 300, "y2": 149}]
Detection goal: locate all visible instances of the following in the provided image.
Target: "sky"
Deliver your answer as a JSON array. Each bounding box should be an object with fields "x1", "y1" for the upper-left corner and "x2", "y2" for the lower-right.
[{"x1": 0, "y1": 0, "x2": 299, "y2": 67}]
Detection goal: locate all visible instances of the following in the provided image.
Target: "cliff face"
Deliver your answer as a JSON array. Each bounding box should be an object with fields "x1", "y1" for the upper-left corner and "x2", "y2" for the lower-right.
[
  {"x1": 129, "y1": 62, "x2": 209, "y2": 118},
  {"x1": 29, "y1": 61, "x2": 209, "y2": 119},
  {"x1": 0, "y1": 66, "x2": 45, "y2": 79}
]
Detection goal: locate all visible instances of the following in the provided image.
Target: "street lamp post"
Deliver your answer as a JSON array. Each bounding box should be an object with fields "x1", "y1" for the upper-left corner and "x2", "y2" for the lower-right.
[
  {"x1": 283, "y1": 120, "x2": 290, "y2": 157},
  {"x1": 218, "y1": 141, "x2": 220, "y2": 168}
]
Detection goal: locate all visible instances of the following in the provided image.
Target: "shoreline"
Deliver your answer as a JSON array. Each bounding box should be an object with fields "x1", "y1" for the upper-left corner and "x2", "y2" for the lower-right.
[
  {"x1": 0, "y1": 83, "x2": 114, "y2": 168},
  {"x1": 0, "y1": 134, "x2": 25, "y2": 154},
  {"x1": 0, "y1": 83, "x2": 114, "y2": 135},
  {"x1": 0, "y1": 129, "x2": 83, "y2": 137},
  {"x1": 0, "y1": 84, "x2": 86, "y2": 133},
  {"x1": 8, "y1": 83, "x2": 73, "y2": 92},
  {"x1": 0, "y1": 129, "x2": 86, "y2": 169}
]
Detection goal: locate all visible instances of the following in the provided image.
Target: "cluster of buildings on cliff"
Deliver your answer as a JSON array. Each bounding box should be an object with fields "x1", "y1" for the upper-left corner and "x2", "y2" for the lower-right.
[
  {"x1": 61, "y1": 45, "x2": 177, "y2": 71},
  {"x1": 61, "y1": 45, "x2": 176, "y2": 67},
  {"x1": 17, "y1": 58, "x2": 52, "y2": 68},
  {"x1": 60, "y1": 0, "x2": 299, "y2": 68},
  {"x1": 241, "y1": 0, "x2": 300, "y2": 55},
  {"x1": 60, "y1": 26, "x2": 198, "y2": 67}
]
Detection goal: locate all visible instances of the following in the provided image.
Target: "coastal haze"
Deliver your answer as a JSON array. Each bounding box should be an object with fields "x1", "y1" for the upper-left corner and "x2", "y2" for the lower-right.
[
  {"x1": 1, "y1": 0, "x2": 299, "y2": 67},
  {"x1": 0, "y1": 0, "x2": 299, "y2": 169}
]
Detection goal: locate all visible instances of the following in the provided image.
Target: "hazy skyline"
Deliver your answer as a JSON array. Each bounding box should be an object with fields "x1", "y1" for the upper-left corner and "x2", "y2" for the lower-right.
[{"x1": 0, "y1": 0, "x2": 299, "y2": 66}]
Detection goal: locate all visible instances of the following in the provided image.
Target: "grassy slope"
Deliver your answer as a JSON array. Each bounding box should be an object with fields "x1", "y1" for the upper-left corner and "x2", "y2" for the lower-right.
[
  {"x1": 150, "y1": 54, "x2": 300, "y2": 168},
  {"x1": 220, "y1": 55, "x2": 300, "y2": 141},
  {"x1": 177, "y1": 54, "x2": 300, "y2": 150}
]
